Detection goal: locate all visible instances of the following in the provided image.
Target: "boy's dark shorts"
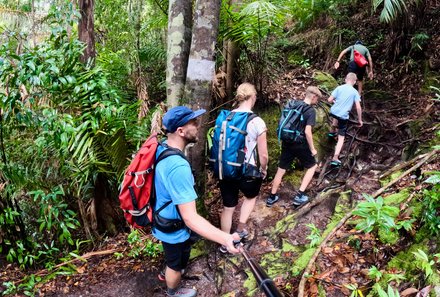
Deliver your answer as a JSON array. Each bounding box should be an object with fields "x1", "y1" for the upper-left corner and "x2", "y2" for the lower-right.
[
  {"x1": 330, "y1": 113, "x2": 349, "y2": 136},
  {"x1": 162, "y1": 239, "x2": 192, "y2": 272},
  {"x1": 278, "y1": 142, "x2": 316, "y2": 170},
  {"x1": 348, "y1": 61, "x2": 366, "y2": 81},
  {"x1": 219, "y1": 177, "x2": 263, "y2": 208}
]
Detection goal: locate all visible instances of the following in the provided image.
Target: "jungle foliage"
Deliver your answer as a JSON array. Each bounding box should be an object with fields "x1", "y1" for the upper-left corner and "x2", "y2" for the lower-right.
[
  {"x1": 0, "y1": 3, "x2": 148, "y2": 271},
  {"x1": 0, "y1": 0, "x2": 438, "y2": 296}
]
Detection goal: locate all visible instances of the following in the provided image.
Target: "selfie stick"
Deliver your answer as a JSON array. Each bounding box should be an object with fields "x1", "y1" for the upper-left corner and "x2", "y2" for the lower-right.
[{"x1": 239, "y1": 247, "x2": 283, "y2": 297}]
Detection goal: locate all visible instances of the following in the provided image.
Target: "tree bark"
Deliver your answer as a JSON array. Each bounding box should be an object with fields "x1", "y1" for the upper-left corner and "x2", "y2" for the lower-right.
[
  {"x1": 166, "y1": 0, "x2": 192, "y2": 106},
  {"x1": 225, "y1": 40, "x2": 240, "y2": 99},
  {"x1": 78, "y1": 0, "x2": 96, "y2": 64},
  {"x1": 184, "y1": 0, "x2": 221, "y2": 187},
  {"x1": 134, "y1": 0, "x2": 150, "y2": 120},
  {"x1": 225, "y1": 0, "x2": 241, "y2": 99}
]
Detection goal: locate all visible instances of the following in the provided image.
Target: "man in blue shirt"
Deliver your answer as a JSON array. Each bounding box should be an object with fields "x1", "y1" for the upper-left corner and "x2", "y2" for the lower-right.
[
  {"x1": 154, "y1": 106, "x2": 240, "y2": 297},
  {"x1": 327, "y1": 73, "x2": 363, "y2": 166}
]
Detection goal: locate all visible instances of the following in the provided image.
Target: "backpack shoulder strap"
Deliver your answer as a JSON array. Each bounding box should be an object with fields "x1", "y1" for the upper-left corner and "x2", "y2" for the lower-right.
[
  {"x1": 153, "y1": 143, "x2": 190, "y2": 217},
  {"x1": 246, "y1": 113, "x2": 258, "y2": 125}
]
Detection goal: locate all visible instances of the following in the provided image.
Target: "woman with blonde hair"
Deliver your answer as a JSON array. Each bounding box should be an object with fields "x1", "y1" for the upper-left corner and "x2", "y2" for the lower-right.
[{"x1": 218, "y1": 82, "x2": 268, "y2": 253}]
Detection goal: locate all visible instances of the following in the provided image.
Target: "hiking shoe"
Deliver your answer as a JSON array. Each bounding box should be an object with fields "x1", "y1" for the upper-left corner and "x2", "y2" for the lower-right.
[
  {"x1": 166, "y1": 287, "x2": 197, "y2": 297},
  {"x1": 219, "y1": 245, "x2": 228, "y2": 254},
  {"x1": 330, "y1": 160, "x2": 342, "y2": 167},
  {"x1": 266, "y1": 194, "x2": 280, "y2": 207},
  {"x1": 158, "y1": 269, "x2": 185, "y2": 281},
  {"x1": 292, "y1": 193, "x2": 309, "y2": 207},
  {"x1": 236, "y1": 229, "x2": 249, "y2": 239},
  {"x1": 328, "y1": 132, "x2": 337, "y2": 137}
]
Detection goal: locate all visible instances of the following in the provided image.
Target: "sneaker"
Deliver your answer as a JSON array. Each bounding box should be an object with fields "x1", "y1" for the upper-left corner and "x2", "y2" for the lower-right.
[
  {"x1": 236, "y1": 229, "x2": 249, "y2": 239},
  {"x1": 330, "y1": 160, "x2": 342, "y2": 167},
  {"x1": 158, "y1": 269, "x2": 185, "y2": 281},
  {"x1": 266, "y1": 194, "x2": 280, "y2": 207},
  {"x1": 219, "y1": 245, "x2": 228, "y2": 254},
  {"x1": 292, "y1": 193, "x2": 309, "y2": 207},
  {"x1": 166, "y1": 287, "x2": 197, "y2": 297},
  {"x1": 328, "y1": 132, "x2": 337, "y2": 137}
]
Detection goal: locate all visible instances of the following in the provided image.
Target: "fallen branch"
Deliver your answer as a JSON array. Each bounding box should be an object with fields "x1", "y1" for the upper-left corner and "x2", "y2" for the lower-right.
[
  {"x1": 379, "y1": 152, "x2": 430, "y2": 179},
  {"x1": 298, "y1": 149, "x2": 439, "y2": 297},
  {"x1": 373, "y1": 149, "x2": 439, "y2": 198},
  {"x1": 15, "y1": 248, "x2": 122, "y2": 284},
  {"x1": 297, "y1": 211, "x2": 353, "y2": 297}
]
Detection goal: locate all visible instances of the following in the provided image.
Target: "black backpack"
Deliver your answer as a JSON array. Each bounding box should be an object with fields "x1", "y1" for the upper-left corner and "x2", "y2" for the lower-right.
[{"x1": 277, "y1": 99, "x2": 311, "y2": 144}]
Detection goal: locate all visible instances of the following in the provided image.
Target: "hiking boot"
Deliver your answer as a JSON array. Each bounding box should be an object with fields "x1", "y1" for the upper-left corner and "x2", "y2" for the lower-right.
[
  {"x1": 158, "y1": 269, "x2": 185, "y2": 281},
  {"x1": 219, "y1": 245, "x2": 228, "y2": 254},
  {"x1": 291, "y1": 193, "x2": 309, "y2": 208},
  {"x1": 166, "y1": 287, "x2": 197, "y2": 297},
  {"x1": 236, "y1": 229, "x2": 249, "y2": 239},
  {"x1": 266, "y1": 194, "x2": 280, "y2": 207}
]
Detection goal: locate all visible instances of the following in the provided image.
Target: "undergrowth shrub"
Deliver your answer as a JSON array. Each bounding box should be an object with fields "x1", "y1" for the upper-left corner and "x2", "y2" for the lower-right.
[{"x1": 0, "y1": 1, "x2": 146, "y2": 273}]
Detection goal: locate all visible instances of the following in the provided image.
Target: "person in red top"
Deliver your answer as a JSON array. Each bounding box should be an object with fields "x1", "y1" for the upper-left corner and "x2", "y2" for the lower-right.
[{"x1": 334, "y1": 40, "x2": 374, "y2": 96}]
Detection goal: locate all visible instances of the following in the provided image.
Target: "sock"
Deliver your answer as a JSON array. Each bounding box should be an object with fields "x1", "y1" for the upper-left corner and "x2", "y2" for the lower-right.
[
  {"x1": 237, "y1": 222, "x2": 247, "y2": 232},
  {"x1": 270, "y1": 192, "x2": 277, "y2": 197}
]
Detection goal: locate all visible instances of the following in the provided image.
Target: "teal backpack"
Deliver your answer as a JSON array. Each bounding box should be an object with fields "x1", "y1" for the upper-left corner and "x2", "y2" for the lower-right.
[
  {"x1": 209, "y1": 110, "x2": 257, "y2": 180},
  {"x1": 277, "y1": 99, "x2": 311, "y2": 144}
]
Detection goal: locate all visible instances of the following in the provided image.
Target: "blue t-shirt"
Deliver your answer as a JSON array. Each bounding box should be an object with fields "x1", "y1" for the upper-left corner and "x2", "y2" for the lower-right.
[
  {"x1": 152, "y1": 145, "x2": 197, "y2": 243},
  {"x1": 330, "y1": 84, "x2": 361, "y2": 120}
]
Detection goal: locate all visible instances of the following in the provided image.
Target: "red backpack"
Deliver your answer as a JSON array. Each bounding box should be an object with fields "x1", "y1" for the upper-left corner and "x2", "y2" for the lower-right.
[
  {"x1": 119, "y1": 134, "x2": 182, "y2": 228},
  {"x1": 353, "y1": 49, "x2": 368, "y2": 67}
]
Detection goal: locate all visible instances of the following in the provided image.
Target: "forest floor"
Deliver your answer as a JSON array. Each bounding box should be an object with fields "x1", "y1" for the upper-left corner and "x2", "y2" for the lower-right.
[{"x1": 1, "y1": 66, "x2": 439, "y2": 297}]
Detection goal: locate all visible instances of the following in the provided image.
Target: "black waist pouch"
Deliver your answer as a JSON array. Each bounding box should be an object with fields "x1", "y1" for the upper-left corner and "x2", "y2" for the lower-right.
[{"x1": 153, "y1": 212, "x2": 186, "y2": 233}]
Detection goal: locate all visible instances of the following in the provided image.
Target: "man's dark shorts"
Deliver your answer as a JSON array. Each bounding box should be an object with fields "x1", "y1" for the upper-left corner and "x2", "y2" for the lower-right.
[
  {"x1": 162, "y1": 238, "x2": 192, "y2": 271},
  {"x1": 278, "y1": 142, "x2": 316, "y2": 170},
  {"x1": 219, "y1": 177, "x2": 263, "y2": 208},
  {"x1": 348, "y1": 61, "x2": 366, "y2": 81},
  {"x1": 330, "y1": 113, "x2": 349, "y2": 136}
]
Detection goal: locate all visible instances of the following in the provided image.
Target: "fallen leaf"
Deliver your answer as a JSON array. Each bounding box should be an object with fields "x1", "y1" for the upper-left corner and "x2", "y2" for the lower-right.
[
  {"x1": 400, "y1": 287, "x2": 418, "y2": 296},
  {"x1": 314, "y1": 268, "x2": 336, "y2": 281},
  {"x1": 323, "y1": 247, "x2": 333, "y2": 254},
  {"x1": 416, "y1": 285, "x2": 431, "y2": 297},
  {"x1": 338, "y1": 267, "x2": 350, "y2": 273},
  {"x1": 76, "y1": 265, "x2": 86, "y2": 274},
  {"x1": 343, "y1": 253, "x2": 356, "y2": 264},
  {"x1": 310, "y1": 283, "x2": 319, "y2": 295}
]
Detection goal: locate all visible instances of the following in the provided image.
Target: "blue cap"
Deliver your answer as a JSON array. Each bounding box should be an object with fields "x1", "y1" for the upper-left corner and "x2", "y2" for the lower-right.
[{"x1": 163, "y1": 106, "x2": 206, "y2": 133}]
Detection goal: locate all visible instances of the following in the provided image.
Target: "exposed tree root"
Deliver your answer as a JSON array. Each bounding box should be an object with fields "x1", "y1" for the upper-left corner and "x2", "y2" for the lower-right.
[
  {"x1": 379, "y1": 151, "x2": 434, "y2": 179},
  {"x1": 373, "y1": 149, "x2": 439, "y2": 198},
  {"x1": 297, "y1": 148, "x2": 439, "y2": 297}
]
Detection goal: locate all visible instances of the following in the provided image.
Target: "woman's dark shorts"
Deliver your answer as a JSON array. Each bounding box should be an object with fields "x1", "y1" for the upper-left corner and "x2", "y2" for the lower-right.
[
  {"x1": 162, "y1": 238, "x2": 192, "y2": 272},
  {"x1": 219, "y1": 177, "x2": 263, "y2": 208},
  {"x1": 278, "y1": 141, "x2": 316, "y2": 170},
  {"x1": 348, "y1": 61, "x2": 366, "y2": 81},
  {"x1": 330, "y1": 113, "x2": 349, "y2": 136}
]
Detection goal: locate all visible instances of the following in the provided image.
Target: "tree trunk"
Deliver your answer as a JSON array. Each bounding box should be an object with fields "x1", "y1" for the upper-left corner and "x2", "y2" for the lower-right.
[
  {"x1": 225, "y1": 0, "x2": 241, "y2": 100},
  {"x1": 226, "y1": 40, "x2": 240, "y2": 99},
  {"x1": 166, "y1": 0, "x2": 192, "y2": 107},
  {"x1": 184, "y1": 0, "x2": 221, "y2": 187},
  {"x1": 134, "y1": 0, "x2": 150, "y2": 120},
  {"x1": 78, "y1": 0, "x2": 96, "y2": 64}
]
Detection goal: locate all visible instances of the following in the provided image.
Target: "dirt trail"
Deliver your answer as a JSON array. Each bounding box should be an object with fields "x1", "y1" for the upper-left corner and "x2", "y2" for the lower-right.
[{"x1": 27, "y1": 69, "x2": 439, "y2": 297}]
